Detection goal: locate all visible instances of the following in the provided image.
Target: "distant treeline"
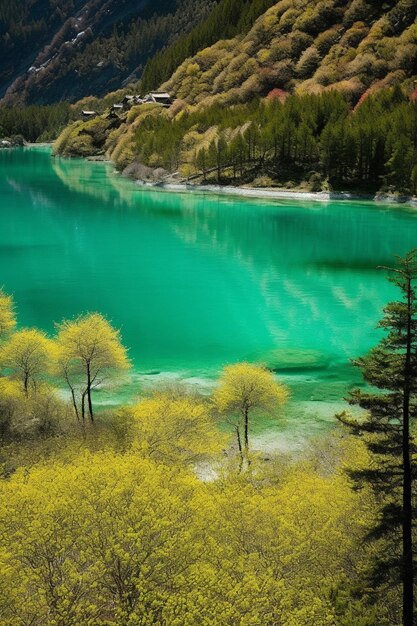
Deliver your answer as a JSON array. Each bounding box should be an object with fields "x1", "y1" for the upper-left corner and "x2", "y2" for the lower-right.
[
  {"x1": 141, "y1": 0, "x2": 276, "y2": 92},
  {"x1": 131, "y1": 87, "x2": 417, "y2": 194},
  {"x1": 0, "y1": 103, "x2": 73, "y2": 142}
]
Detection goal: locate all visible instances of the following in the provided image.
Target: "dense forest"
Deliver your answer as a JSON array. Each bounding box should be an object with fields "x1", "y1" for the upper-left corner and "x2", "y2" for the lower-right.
[
  {"x1": 0, "y1": 249, "x2": 416, "y2": 624},
  {"x1": 140, "y1": 0, "x2": 278, "y2": 92},
  {"x1": 55, "y1": 87, "x2": 417, "y2": 195},
  {"x1": 0, "y1": 102, "x2": 72, "y2": 142},
  {"x1": 161, "y1": 0, "x2": 417, "y2": 107}
]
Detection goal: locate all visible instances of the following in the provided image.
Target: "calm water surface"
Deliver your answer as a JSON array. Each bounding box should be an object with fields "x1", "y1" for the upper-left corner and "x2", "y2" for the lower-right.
[{"x1": 1, "y1": 146, "x2": 416, "y2": 449}]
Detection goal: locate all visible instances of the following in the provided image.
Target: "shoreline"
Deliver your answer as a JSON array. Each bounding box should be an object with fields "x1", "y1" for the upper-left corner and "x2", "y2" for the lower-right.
[
  {"x1": 25, "y1": 142, "x2": 53, "y2": 148},
  {"x1": 17, "y1": 146, "x2": 417, "y2": 208},
  {"x1": 134, "y1": 180, "x2": 417, "y2": 207}
]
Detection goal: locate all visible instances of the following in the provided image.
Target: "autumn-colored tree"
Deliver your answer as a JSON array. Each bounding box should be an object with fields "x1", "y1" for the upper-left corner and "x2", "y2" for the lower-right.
[
  {"x1": 133, "y1": 390, "x2": 225, "y2": 465},
  {"x1": 0, "y1": 451, "x2": 199, "y2": 625},
  {"x1": 0, "y1": 329, "x2": 52, "y2": 396},
  {"x1": 0, "y1": 378, "x2": 23, "y2": 437},
  {"x1": 0, "y1": 439, "x2": 381, "y2": 625},
  {"x1": 55, "y1": 313, "x2": 129, "y2": 423},
  {"x1": 213, "y1": 362, "x2": 288, "y2": 462},
  {"x1": 0, "y1": 289, "x2": 15, "y2": 340}
]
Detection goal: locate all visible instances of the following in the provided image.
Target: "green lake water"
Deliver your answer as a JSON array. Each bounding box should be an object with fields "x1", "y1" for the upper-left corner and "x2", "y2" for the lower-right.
[{"x1": 1, "y1": 146, "x2": 417, "y2": 450}]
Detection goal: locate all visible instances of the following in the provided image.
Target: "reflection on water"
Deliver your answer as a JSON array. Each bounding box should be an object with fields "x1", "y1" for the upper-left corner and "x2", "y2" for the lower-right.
[{"x1": 1, "y1": 146, "x2": 417, "y2": 447}]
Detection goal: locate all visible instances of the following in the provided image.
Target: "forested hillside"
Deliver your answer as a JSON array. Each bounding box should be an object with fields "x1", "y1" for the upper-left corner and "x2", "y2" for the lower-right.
[
  {"x1": 53, "y1": 0, "x2": 417, "y2": 195},
  {"x1": 140, "y1": 0, "x2": 279, "y2": 92},
  {"x1": 55, "y1": 87, "x2": 417, "y2": 195},
  {"x1": 0, "y1": 102, "x2": 72, "y2": 142},
  {"x1": 161, "y1": 0, "x2": 417, "y2": 107},
  {"x1": 0, "y1": 0, "x2": 214, "y2": 105}
]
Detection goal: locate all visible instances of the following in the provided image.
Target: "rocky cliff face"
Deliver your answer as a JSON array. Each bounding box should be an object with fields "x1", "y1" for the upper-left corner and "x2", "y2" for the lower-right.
[{"x1": 0, "y1": 0, "x2": 212, "y2": 104}]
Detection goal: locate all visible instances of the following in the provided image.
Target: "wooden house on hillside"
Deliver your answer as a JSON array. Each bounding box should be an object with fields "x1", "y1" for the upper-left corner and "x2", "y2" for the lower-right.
[
  {"x1": 82, "y1": 110, "x2": 97, "y2": 119},
  {"x1": 107, "y1": 92, "x2": 174, "y2": 117},
  {"x1": 146, "y1": 92, "x2": 173, "y2": 107}
]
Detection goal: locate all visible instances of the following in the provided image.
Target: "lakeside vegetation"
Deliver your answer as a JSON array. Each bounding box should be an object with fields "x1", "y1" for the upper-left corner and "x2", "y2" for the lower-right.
[
  {"x1": 0, "y1": 102, "x2": 72, "y2": 142},
  {"x1": 3, "y1": 0, "x2": 417, "y2": 196},
  {"x1": 55, "y1": 87, "x2": 417, "y2": 196},
  {"x1": 0, "y1": 251, "x2": 416, "y2": 624}
]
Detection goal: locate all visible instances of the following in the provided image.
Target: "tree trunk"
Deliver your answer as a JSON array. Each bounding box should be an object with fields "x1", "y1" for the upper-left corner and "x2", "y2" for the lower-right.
[
  {"x1": 70, "y1": 388, "x2": 79, "y2": 422},
  {"x1": 243, "y1": 406, "x2": 249, "y2": 457},
  {"x1": 403, "y1": 413, "x2": 413, "y2": 626},
  {"x1": 236, "y1": 426, "x2": 243, "y2": 472},
  {"x1": 81, "y1": 390, "x2": 86, "y2": 423},
  {"x1": 87, "y1": 364, "x2": 94, "y2": 423},
  {"x1": 402, "y1": 276, "x2": 414, "y2": 626}
]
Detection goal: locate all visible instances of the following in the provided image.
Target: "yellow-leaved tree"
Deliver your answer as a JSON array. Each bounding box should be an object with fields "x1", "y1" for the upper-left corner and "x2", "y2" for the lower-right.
[
  {"x1": 213, "y1": 362, "x2": 288, "y2": 462},
  {"x1": 133, "y1": 390, "x2": 226, "y2": 465},
  {"x1": 0, "y1": 329, "x2": 53, "y2": 396},
  {"x1": 0, "y1": 439, "x2": 382, "y2": 626},
  {"x1": 55, "y1": 313, "x2": 130, "y2": 423},
  {"x1": 0, "y1": 289, "x2": 15, "y2": 340},
  {"x1": 0, "y1": 451, "x2": 200, "y2": 626}
]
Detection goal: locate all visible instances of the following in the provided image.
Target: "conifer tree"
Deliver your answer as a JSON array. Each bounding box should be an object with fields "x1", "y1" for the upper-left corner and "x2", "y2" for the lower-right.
[{"x1": 339, "y1": 250, "x2": 417, "y2": 626}]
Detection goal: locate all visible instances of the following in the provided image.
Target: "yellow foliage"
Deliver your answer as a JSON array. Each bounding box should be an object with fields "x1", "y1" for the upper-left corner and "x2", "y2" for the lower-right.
[
  {"x1": 258, "y1": 47, "x2": 271, "y2": 63},
  {"x1": 0, "y1": 290, "x2": 15, "y2": 339},
  {"x1": 133, "y1": 392, "x2": 226, "y2": 465},
  {"x1": 0, "y1": 452, "x2": 199, "y2": 625},
  {"x1": 0, "y1": 378, "x2": 24, "y2": 433},
  {"x1": 214, "y1": 362, "x2": 289, "y2": 459},
  {"x1": 214, "y1": 362, "x2": 288, "y2": 419},
  {"x1": 263, "y1": 12, "x2": 278, "y2": 30},
  {"x1": 55, "y1": 313, "x2": 130, "y2": 422},
  {"x1": 186, "y1": 62, "x2": 201, "y2": 76},
  {"x1": 0, "y1": 378, "x2": 65, "y2": 439},
  {"x1": 55, "y1": 313, "x2": 129, "y2": 373},
  {"x1": 0, "y1": 329, "x2": 53, "y2": 394},
  {"x1": 0, "y1": 441, "x2": 379, "y2": 625}
]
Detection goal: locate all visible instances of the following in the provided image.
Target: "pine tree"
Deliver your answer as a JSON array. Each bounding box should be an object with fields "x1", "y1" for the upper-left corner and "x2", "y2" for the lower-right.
[{"x1": 339, "y1": 250, "x2": 417, "y2": 626}]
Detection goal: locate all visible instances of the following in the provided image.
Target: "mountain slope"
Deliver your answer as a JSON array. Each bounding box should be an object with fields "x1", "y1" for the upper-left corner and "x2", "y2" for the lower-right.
[
  {"x1": 0, "y1": 0, "x2": 214, "y2": 105},
  {"x1": 140, "y1": 0, "x2": 278, "y2": 92},
  {"x1": 54, "y1": 0, "x2": 417, "y2": 196},
  {"x1": 161, "y1": 0, "x2": 417, "y2": 107}
]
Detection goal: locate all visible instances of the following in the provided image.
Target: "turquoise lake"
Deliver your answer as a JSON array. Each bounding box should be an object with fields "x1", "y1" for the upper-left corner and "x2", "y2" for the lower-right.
[{"x1": 1, "y1": 146, "x2": 417, "y2": 449}]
